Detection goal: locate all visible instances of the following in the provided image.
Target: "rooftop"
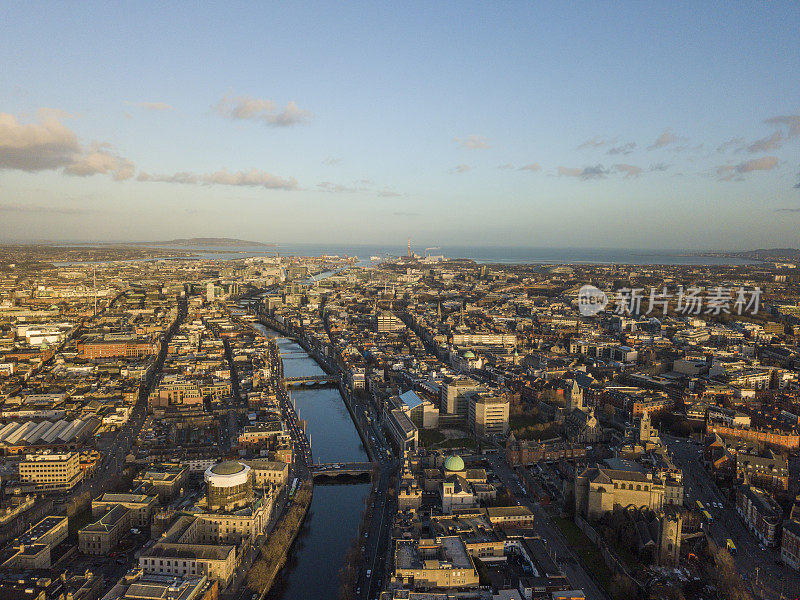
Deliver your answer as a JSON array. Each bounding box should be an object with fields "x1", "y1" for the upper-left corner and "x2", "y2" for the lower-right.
[{"x1": 210, "y1": 461, "x2": 246, "y2": 475}]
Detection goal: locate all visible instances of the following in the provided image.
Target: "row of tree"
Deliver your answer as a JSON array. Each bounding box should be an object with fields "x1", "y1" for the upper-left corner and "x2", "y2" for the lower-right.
[{"x1": 246, "y1": 481, "x2": 313, "y2": 596}]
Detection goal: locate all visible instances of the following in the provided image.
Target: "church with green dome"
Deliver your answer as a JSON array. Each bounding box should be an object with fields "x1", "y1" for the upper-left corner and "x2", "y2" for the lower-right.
[{"x1": 443, "y1": 455, "x2": 465, "y2": 473}]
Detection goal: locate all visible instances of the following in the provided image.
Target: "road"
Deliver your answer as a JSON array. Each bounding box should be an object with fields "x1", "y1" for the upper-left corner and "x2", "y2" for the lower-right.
[
  {"x1": 65, "y1": 296, "x2": 187, "y2": 508},
  {"x1": 486, "y1": 455, "x2": 610, "y2": 600},
  {"x1": 662, "y1": 433, "x2": 800, "y2": 600}
]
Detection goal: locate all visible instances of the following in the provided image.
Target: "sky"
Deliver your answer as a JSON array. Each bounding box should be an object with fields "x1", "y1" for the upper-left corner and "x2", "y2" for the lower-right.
[{"x1": 0, "y1": 1, "x2": 799, "y2": 250}]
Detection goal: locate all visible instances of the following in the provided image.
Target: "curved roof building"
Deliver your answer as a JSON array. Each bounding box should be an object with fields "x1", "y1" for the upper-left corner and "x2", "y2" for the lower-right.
[{"x1": 204, "y1": 461, "x2": 253, "y2": 510}]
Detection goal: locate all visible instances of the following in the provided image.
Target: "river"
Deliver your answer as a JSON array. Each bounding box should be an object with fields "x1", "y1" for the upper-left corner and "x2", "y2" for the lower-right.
[{"x1": 253, "y1": 325, "x2": 369, "y2": 600}]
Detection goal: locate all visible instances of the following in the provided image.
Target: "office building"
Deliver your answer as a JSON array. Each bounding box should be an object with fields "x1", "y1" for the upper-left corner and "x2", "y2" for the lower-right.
[
  {"x1": 394, "y1": 536, "x2": 479, "y2": 590},
  {"x1": 78, "y1": 504, "x2": 132, "y2": 555},
  {"x1": 18, "y1": 451, "x2": 83, "y2": 493},
  {"x1": 466, "y1": 391, "x2": 509, "y2": 437}
]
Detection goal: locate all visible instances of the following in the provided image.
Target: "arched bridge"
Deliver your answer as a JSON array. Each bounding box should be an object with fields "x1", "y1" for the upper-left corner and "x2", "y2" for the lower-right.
[
  {"x1": 283, "y1": 375, "x2": 338, "y2": 388},
  {"x1": 311, "y1": 462, "x2": 376, "y2": 479}
]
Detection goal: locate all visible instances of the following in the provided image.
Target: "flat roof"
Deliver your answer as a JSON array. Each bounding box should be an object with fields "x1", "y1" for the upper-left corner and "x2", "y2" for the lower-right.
[
  {"x1": 18, "y1": 515, "x2": 66, "y2": 545},
  {"x1": 146, "y1": 542, "x2": 234, "y2": 561}
]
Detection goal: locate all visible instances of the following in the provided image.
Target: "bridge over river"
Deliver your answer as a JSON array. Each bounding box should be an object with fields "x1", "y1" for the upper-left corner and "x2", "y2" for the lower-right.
[
  {"x1": 282, "y1": 374, "x2": 338, "y2": 388},
  {"x1": 310, "y1": 462, "x2": 376, "y2": 479}
]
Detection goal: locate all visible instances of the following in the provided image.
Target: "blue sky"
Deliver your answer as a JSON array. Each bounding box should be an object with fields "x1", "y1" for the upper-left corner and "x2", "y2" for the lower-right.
[{"x1": 0, "y1": 1, "x2": 798, "y2": 249}]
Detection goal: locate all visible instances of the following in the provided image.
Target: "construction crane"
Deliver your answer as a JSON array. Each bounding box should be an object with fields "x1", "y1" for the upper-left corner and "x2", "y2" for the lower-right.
[{"x1": 424, "y1": 247, "x2": 440, "y2": 257}]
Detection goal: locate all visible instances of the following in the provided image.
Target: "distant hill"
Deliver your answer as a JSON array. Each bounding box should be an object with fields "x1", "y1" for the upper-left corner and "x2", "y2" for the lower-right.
[
  {"x1": 696, "y1": 248, "x2": 800, "y2": 262},
  {"x1": 133, "y1": 238, "x2": 274, "y2": 247}
]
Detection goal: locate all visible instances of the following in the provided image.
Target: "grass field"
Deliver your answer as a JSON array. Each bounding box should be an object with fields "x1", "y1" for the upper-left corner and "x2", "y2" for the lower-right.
[
  {"x1": 435, "y1": 437, "x2": 478, "y2": 450},
  {"x1": 554, "y1": 517, "x2": 614, "y2": 592},
  {"x1": 417, "y1": 428, "x2": 446, "y2": 446}
]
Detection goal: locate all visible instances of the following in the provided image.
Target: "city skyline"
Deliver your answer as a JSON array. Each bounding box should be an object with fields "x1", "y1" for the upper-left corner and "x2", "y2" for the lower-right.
[{"x1": 1, "y1": 2, "x2": 799, "y2": 249}]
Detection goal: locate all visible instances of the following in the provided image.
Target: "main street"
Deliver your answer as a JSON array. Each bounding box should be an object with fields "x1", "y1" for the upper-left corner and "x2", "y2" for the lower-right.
[
  {"x1": 67, "y1": 296, "x2": 188, "y2": 507},
  {"x1": 662, "y1": 433, "x2": 800, "y2": 600}
]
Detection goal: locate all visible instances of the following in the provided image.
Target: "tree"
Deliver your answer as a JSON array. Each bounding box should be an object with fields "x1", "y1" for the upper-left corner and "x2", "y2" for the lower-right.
[{"x1": 246, "y1": 560, "x2": 270, "y2": 593}]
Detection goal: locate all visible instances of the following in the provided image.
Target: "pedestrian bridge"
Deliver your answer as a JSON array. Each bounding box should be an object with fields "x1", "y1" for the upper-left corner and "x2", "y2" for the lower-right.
[
  {"x1": 283, "y1": 375, "x2": 338, "y2": 388},
  {"x1": 311, "y1": 462, "x2": 375, "y2": 479}
]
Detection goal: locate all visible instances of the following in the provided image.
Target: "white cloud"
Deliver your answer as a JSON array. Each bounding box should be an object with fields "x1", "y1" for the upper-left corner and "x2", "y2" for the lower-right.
[
  {"x1": 578, "y1": 136, "x2": 614, "y2": 150},
  {"x1": 496, "y1": 163, "x2": 514, "y2": 170},
  {"x1": 0, "y1": 109, "x2": 135, "y2": 180},
  {"x1": 747, "y1": 131, "x2": 783, "y2": 153},
  {"x1": 137, "y1": 171, "x2": 199, "y2": 184},
  {"x1": 738, "y1": 115, "x2": 799, "y2": 154},
  {"x1": 454, "y1": 135, "x2": 491, "y2": 150},
  {"x1": 449, "y1": 164, "x2": 473, "y2": 174},
  {"x1": 607, "y1": 142, "x2": 636, "y2": 155},
  {"x1": 138, "y1": 168, "x2": 297, "y2": 190},
  {"x1": 65, "y1": 146, "x2": 135, "y2": 180},
  {"x1": 0, "y1": 109, "x2": 80, "y2": 171},
  {"x1": 717, "y1": 137, "x2": 745, "y2": 153},
  {"x1": 716, "y1": 156, "x2": 779, "y2": 180},
  {"x1": 518, "y1": 162, "x2": 541, "y2": 172},
  {"x1": 128, "y1": 101, "x2": 175, "y2": 111},
  {"x1": 204, "y1": 169, "x2": 297, "y2": 189},
  {"x1": 316, "y1": 181, "x2": 363, "y2": 193},
  {"x1": 558, "y1": 165, "x2": 609, "y2": 180},
  {"x1": 765, "y1": 115, "x2": 800, "y2": 138},
  {"x1": 613, "y1": 164, "x2": 643, "y2": 178},
  {"x1": 214, "y1": 94, "x2": 312, "y2": 127},
  {"x1": 648, "y1": 128, "x2": 679, "y2": 150}
]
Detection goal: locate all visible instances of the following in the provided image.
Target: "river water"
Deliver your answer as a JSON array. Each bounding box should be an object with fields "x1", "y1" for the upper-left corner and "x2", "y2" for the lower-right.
[{"x1": 253, "y1": 325, "x2": 369, "y2": 600}]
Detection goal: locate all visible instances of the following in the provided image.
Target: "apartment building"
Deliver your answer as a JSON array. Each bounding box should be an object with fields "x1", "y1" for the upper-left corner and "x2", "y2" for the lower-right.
[
  {"x1": 706, "y1": 423, "x2": 800, "y2": 451},
  {"x1": 781, "y1": 519, "x2": 800, "y2": 570},
  {"x1": 735, "y1": 449, "x2": 789, "y2": 492},
  {"x1": 77, "y1": 335, "x2": 158, "y2": 359},
  {"x1": 736, "y1": 485, "x2": 782, "y2": 547}
]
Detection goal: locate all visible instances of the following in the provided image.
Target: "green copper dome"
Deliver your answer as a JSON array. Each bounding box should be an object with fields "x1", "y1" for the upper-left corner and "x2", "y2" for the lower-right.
[
  {"x1": 462, "y1": 351, "x2": 476, "y2": 359},
  {"x1": 444, "y1": 455, "x2": 465, "y2": 472}
]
